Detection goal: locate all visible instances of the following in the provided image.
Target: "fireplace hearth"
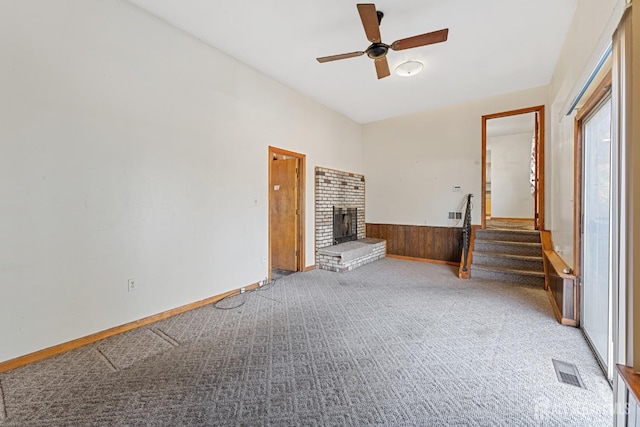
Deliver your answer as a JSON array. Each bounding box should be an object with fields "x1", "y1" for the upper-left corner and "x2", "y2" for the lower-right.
[{"x1": 333, "y1": 206, "x2": 357, "y2": 244}]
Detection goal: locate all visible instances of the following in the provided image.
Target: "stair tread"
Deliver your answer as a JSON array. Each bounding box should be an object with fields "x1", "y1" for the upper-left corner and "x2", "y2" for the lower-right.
[
  {"x1": 475, "y1": 239, "x2": 541, "y2": 246},
  {"x1": 472, "y1": 251, "x2": 543, "y2": 261},
  {"x1": 478, "y1": 228, "x2": 539, "y2": 234},
  {"x1": 472, "y1": 264, "x2": 545, "y2": 277}
]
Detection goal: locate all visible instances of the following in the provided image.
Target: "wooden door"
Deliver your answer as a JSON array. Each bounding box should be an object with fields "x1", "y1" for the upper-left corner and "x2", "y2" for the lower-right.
[{"x1": 270, "y1": 158, "x2": 298, "y2": 271}]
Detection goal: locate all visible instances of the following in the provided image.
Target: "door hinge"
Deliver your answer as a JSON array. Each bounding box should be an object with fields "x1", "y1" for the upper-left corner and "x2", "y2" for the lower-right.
[
  {"x1": 295, "y1": 249, "x2": 299, "y2": 256},
  {"x1": 296, "y1": 209, "x2": 300, "y2": 215}
]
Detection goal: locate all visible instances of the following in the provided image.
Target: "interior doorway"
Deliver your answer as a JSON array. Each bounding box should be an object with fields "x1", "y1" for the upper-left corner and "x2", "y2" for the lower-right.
[
  {"x1": 482, "y1": 106, "x2": 545, "y2": 230},
  {"x1": 268, "y1": 146, "x2": 305, "y2": 280}
]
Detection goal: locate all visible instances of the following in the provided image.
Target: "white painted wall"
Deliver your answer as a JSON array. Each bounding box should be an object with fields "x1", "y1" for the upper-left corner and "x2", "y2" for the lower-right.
[
  {"x1": 547, "y1": 0, "x2": 626, "y2": 266},
  {"x1": 362, "y1": 86, "x2": 547, "y2": 227},
  {"x1": 487, "y1": 132, "x2": 535, "y2": 218},
  {"x1": 0, "y1": 0, "x2": 362, "y2": 363}
]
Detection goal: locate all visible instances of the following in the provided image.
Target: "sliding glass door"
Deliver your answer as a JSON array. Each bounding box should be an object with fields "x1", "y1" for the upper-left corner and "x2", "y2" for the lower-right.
[{"x1": 581, "y1": 95, "x2": 612, "y2": 376}]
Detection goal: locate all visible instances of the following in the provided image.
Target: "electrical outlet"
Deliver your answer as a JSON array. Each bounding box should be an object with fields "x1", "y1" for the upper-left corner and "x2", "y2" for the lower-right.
[
  {"x1": 448, "y1": 212, "x2": 455, "y2": 219},
  {"x1": 127, "y1": 279, "x2": 137, "y2": 292},
  {"x1": 455, "y1": 212, "x2": 462, "y2": 219},
  {"x1": 240, "y1": 287, "x2": 246, "y2": 294}
]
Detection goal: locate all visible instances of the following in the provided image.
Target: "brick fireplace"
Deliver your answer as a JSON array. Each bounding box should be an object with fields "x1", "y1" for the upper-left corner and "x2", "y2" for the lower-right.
[
  {"x1": 315, "y1": 167, "x2": 385, "y2": 272},
  {"x1": 315, "y1": 167, "x2": 365, "y2": 252}
]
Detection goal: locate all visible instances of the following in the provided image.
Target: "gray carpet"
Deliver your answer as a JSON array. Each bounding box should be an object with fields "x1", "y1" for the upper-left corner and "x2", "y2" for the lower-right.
[{"x1": 0, "y1": 258, "x2": 612, "y2": 426}]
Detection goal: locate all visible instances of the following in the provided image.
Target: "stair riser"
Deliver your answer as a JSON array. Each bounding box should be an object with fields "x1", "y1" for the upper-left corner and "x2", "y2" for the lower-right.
[
  {"x1": 472, "y1": 268, "x2": 545, "y2": 287},
  {"x1": 472, "y1": 253, "x2": 543, "y2": 271},
  {"x1": 474, "y1": 241, "x2": 542, "y2": 257},
  {"x1": 475, "y1": 230, "x2": 540, "y2": 243}
]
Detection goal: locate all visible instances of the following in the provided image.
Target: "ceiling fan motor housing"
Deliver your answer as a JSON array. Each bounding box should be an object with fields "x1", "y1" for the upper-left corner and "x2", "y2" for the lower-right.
[{"x1": 366, "y1": 43, "x2": 389, "y2": 59}]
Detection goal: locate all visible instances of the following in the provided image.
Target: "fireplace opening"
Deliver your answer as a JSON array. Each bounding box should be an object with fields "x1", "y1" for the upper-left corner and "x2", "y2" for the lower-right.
[{"x1": 333, "y1": 206, "x2": 357, "y2": 245}]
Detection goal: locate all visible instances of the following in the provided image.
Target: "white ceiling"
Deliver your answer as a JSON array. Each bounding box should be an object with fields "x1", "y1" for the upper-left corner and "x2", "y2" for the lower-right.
[{"x1": 127, "y1": 0, "x2": 577, "y2": 124}]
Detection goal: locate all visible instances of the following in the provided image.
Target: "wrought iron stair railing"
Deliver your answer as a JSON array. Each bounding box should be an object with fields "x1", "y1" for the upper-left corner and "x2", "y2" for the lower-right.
[{"x1": 459, "y1": 194, "x2": 473, "y2": 278}]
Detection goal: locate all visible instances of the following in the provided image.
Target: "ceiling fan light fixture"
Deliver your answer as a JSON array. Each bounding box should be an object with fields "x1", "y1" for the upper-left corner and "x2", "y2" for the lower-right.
[{"x1": 395, "y1": 60, "x2": 423, "y2": 77}]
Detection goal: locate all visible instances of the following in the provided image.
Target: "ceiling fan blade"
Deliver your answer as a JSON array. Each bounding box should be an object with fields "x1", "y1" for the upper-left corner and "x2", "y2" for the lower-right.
[
  {"x1": 316, "y1": 51, "x2": 365, "y2": 63},
  {"x1": 374, "y1": 57, "x2": 390, "y2": 79},
  {"x1": 391, "y1": 28, "x2": 449, "y2": 51},
  {"x1": 357, "y1": 4, "x2": 381, "y2": 43}
]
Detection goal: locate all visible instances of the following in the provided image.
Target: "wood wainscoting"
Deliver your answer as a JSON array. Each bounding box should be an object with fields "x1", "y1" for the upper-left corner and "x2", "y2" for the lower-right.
[{"x1": 366, "y1": 223, "x2": 462, "y2": 264}]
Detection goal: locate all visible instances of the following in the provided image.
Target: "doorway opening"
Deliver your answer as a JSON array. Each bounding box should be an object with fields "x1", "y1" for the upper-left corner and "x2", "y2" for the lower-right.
[
  {"x1": 482, "y1": 106, "x2": 545, "y2": 230},
  {"x1": 269, "y1": 146, "x2": 305, "y2": 281}
]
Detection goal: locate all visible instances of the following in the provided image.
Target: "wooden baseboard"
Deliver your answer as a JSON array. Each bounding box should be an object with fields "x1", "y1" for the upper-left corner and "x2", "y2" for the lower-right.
[
  {"x1": 303, "y1": 265, "x2": 316, "y2": 272},
  {"x1": 386, "y1": 254, "x2": 459, "y2": 267},
  {"x1": 0, "y1": 281, "x2": 260, "y2": 374}
]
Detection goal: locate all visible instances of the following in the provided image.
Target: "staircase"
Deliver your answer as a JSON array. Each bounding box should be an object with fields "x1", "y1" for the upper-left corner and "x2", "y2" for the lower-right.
[{"x1": 471, "y1": 228, "x2": 545, "y2": 287}]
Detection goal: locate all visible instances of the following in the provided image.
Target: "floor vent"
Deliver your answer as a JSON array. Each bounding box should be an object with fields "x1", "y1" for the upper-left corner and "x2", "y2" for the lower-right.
[{"x1": 552, "y1": 359, "x2": 585, "y2": 388}]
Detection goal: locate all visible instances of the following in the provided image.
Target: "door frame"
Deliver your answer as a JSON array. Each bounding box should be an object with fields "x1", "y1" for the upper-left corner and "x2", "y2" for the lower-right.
[
  {"x1": 268, "y1": 146, "x2": 306, "y2": 279},
  {"x1": 573, "y1": 71, "x2": 612, "y2": 278},
  {"x1": 573, "y1": 71, "x2": 613, "y2": 378},
  {"x1": 481, "y1": 105, "x2": 545, "y2": 229}
]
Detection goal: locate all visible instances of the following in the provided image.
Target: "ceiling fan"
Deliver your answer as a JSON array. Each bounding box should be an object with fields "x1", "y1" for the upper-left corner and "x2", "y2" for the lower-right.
[{"x1": 316, "y1": 3, "x2": 449, "y2": 79}]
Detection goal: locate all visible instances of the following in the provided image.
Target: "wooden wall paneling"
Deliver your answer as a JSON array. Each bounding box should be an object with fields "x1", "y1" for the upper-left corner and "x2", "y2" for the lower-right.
[
  {"x1": 417, "y1": 226, "x2": 426, "y2": 259},
  {"x1": 366, "y1": 223, "x2": 463, "y2": 263},
  {"x1": 434, "y1": 227, "x2": 443, "y2": 260},
  {"x1": 377, "y1": 224, "x2": 388, "y2": 251},
  {"x1": 389, "y1": 224, "x2": 399, "y2": 254},
  {"x1": 396, "y1": 225, "x2": 407, "y2": 256},
  {"x1": 448, "y1": 228, "x2": 457, "y2": 260},
  {"x1": 425, "y1": 226, "x2": 434, "y2": 258},
  {"x1": 449, "y1": 227, "x2": 461, "y2": 262},
  {"x1": 404, "y1": 225, "x2": 413, "y2": 257},
  {"x1": 408, "y1": 225, "x2": 420, "y2": 258}
]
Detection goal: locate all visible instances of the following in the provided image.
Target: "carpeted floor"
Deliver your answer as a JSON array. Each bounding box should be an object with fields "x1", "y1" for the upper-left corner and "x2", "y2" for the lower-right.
[{"x1": 0, "y1": 259, "x2": 611, "y2": 426}]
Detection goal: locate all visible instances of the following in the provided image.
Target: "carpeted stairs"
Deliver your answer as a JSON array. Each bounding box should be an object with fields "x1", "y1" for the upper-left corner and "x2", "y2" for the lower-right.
[{"x1": 472, "y1": 228, "x2": 545, "y2": 286}]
